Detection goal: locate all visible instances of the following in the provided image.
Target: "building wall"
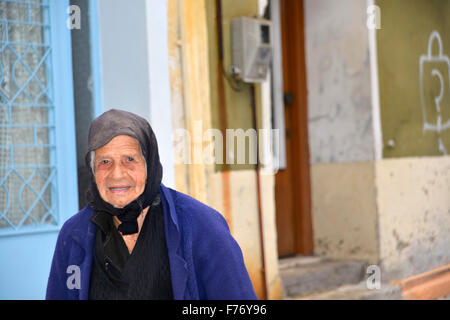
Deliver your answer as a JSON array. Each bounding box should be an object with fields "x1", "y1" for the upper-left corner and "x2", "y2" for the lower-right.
[
  {"x1": 167, "y1": 0, "x2": 282, "y2": 299},
  {"x1": 305, "y1": 0, "x2": 374, "y2": 164},
  {"x1": 376, "y1": 156, "x2": 450, "y2": 281},
  {"x1": 97, "y1": 0, "x2": 175, "y2": 187},
  {"x1": 377, "y1": 0, "x2": 450, "y2": 158},
  {"x1": 306, "y1": 0, "x2": 450, "y2": 283},
  {"x1": 167, "y1": 0, "x2": 450, "y2": 296},
  {"x1": 375, "y1": 0, "x2": 450, "y2": 280},
  {"x1": 304, "y1": 0, "x2": 378, "y2": 263},
  {"x1": 205, "y1": 0, "x2": 282, "y2": 299},
  {"x1": 311, "y1": 162, "x2": 378, "y2": 264},
  {"x1": 97, "y1": 0, "x2": 151, "y2": 118}
]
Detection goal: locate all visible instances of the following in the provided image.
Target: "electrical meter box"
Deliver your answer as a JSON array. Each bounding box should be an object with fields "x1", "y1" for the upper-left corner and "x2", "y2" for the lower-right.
[{"x1": 231, "y1": 17, "x2": 272, "y2": 83}]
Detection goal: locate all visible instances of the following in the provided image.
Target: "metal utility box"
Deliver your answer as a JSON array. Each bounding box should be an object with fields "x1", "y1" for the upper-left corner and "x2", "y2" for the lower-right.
[{"x1": 231, "y1": 17, "x2": 272, "y2": 83}]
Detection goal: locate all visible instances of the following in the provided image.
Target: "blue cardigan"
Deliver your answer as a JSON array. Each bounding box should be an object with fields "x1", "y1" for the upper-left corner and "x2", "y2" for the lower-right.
[{"x1": 46, "y1": 184, "x2": 257, "y2": 300}]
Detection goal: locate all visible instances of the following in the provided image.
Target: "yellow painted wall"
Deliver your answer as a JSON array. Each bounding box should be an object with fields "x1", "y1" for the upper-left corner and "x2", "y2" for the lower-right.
[
  {"x1": 377, "y1": 0, "x2": 450, "y2": 157},
  {"x1": 376, "y1": 156, "x2": 450, "y2": 281},
  {"x1": 205, "y1": 0, "x2": 261, "y2": 172},
  {"x1": 311, "y1": 162, "x2": 379, "y2": 264}
]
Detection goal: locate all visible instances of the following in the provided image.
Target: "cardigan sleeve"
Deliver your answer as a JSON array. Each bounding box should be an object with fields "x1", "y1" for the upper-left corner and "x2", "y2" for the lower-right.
[
  {"x1": 46, "y1": 212, "x2": 88, "y2": 300},
  {"x1": 190, "y1": 207, "x2": 258, "y2": 300},
  {"x1": 46, "y1": 226, "x2": 70, "y2": 300}
]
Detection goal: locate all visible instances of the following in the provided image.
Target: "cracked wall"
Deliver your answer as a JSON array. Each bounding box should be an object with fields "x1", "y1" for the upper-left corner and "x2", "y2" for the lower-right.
[
  {"x1": 305, "y1": 0, "x2": 374, "y2": 164},
  {"x1": 304, "y1": 0, "x2": 378, "y2": 264},
  {"x1": 376, "y1": 157, "x2": 450, "y2": 281}
]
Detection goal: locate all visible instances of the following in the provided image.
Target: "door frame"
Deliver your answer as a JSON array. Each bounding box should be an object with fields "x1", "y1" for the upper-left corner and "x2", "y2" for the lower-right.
[{"x1": 276, "y1": 0, "x2": 313, "y2": 256}]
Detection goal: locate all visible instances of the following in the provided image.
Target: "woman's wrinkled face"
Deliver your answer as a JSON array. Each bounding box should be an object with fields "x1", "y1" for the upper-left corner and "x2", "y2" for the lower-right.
[{"x1": 94, "y1": 135, "x2": 147, "y2": 208}]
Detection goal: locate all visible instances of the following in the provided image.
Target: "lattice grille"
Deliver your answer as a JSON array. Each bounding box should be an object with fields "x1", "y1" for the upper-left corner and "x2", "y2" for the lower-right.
[{"x1": 0, "y1": 0, "x2": 58, "y2": 231}]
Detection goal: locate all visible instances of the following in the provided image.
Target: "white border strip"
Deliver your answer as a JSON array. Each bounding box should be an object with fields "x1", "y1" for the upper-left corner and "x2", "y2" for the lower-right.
[
  {"x1": 368, "y1": 0, "x2": 383, "y2": 161},
  {"x1": 269, "y1": 0, "x2": 286, "y2": 170},
  {"x1": 145, "y1": 0, "x2": 175, "y2": 188}
]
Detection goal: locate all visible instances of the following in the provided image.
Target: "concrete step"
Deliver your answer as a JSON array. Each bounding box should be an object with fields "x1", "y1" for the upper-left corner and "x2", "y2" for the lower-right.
[
  {"x1": 290, "y1": 281, "x2": 403, "y2": 300},
  {"x1": 279, "y1": 255, "x2": 368, "y2": 298}
]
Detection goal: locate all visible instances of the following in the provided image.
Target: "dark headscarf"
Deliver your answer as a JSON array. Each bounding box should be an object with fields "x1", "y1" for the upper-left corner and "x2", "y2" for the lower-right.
[{"x1": 85, "y1": 109, "x2": 163, "y2": 235}]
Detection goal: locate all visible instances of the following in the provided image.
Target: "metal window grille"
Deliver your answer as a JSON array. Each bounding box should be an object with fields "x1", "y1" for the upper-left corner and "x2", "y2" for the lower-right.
[{"x1": 0, "y1": 0, "x2": 59, "y2": 232}]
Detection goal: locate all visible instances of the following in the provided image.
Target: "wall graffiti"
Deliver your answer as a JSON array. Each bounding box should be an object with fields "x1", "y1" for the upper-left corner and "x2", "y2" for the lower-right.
[{"x1": 419, "y1": 31, "x2": 450, "y2": 155}]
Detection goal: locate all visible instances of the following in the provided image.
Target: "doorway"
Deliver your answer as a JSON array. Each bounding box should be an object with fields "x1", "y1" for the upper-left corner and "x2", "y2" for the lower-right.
[{"x1": 275, "y1": 0, "x2": 313, "y2": 257}]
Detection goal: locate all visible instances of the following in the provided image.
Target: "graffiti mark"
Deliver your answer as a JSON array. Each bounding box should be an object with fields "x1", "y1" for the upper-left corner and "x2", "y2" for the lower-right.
[{"x1": 419, "y1": 31, "x2": 450, "y2": 155}]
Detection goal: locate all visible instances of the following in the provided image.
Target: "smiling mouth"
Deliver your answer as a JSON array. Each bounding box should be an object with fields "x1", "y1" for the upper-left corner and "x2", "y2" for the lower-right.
[{"x1": 108, "y1": 186, "x2": 132, "y2": 193}]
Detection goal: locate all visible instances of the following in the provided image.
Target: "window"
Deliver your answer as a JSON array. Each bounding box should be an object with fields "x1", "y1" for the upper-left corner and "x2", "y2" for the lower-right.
[{"x1": 0, "y1": 0, "x2": 59, "y2": 232}]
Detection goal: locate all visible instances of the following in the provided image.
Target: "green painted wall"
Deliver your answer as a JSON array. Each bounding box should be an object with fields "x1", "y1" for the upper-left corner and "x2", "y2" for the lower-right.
[
  {"x1": 377, "y1": 0, "x2": 450, "y2": 158},
  {"x1": 205, "y1": 0, "x2": 261, "y2": 171}
]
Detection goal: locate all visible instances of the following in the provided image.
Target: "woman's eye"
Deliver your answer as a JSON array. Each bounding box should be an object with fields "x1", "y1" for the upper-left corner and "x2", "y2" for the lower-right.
[
  {"x1": 127, "y1": 157, "x2": 134, "y2": 162},
  {"x1": 101, "y1": 160, "x2": 109, "y2": 165}
]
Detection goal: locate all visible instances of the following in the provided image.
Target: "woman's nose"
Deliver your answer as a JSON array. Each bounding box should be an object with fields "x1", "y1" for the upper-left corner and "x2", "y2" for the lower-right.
[{"x1": 110, "y1": 162, "x2": 126, "y2": 179}]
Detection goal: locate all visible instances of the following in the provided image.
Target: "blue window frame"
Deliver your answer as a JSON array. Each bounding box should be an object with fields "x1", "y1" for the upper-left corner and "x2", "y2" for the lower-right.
[
  {"x1": 0, "y1": 0, "x2": 79, "y2": 300},
  {"x1": 0, "y1": 0, "x2": 78, "y2": 237}
]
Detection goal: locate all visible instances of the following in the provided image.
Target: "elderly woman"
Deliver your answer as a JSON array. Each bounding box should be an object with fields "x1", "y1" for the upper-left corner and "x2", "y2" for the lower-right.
[{"x1": 46, "y1": 109, "x2": 257, "y2": 300}]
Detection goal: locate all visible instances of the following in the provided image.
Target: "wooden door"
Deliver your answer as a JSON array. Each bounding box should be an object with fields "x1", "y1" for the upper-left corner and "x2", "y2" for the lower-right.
[{"x1": 275, "y1": 0, "x2": 313, "y2": 257}]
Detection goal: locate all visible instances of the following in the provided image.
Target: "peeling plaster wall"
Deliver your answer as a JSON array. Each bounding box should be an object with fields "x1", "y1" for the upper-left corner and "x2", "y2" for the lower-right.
[
  {"x1": 227, "y1": 170, "x2": 282, "y2": 299},
  {"x1": 304, "y1": 0, "x2": 374, "y2": 164},
  {"x1": 376, "y1": 156, "x2": 450, "y2": 281},
  {"x1": 304, "y1": 0, "x2": 377, "y2": 263},
  {"x1": 206, "y1": 169, "x2": 282, "y2": 299},
  {"x1": 311, "y1": 162, "x2": 379, "y2": 264}
]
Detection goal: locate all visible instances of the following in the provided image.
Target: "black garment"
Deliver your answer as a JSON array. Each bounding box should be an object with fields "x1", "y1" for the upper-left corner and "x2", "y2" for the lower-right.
[
  {"x1": 88, "y1": 194, "x2": 173, "y2": 300},
  {"x1": 85, "y1": 109, "x2": 163, "y2": 235}
]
